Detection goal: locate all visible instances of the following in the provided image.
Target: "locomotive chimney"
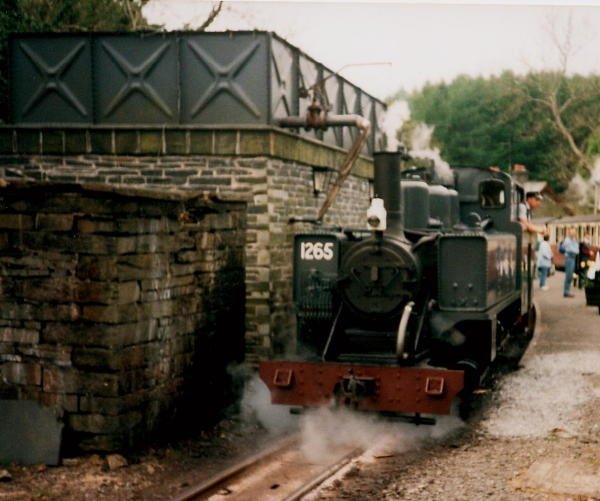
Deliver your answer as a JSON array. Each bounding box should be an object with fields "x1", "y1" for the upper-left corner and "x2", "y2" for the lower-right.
[{"x1": 373, "y1": 151, "x2": 404, "y2": 236}]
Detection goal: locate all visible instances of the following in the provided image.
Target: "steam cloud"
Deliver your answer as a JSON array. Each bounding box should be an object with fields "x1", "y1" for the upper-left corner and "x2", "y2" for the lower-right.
[
  {"x1": 239, "y1": 373, "x2": 297, "y2": 434},
  {"x1": 299, "y1": 406, "x2": 464, "y2": 464},
  {"x1": 382, "y1": 100, "x2": 410, "y2": 152},
  {"x1": 408, "y1": 123, "x2": 454, "y2": 186},
  {"x1": 553, "y1": 156, "x2": 600, "y2": 210},
  {"x1": 239, "y1": 370, "x2": 464, "y2": 463},
  {"x1": 383, "y1": 99, "x2": 454, "y2": 185}
]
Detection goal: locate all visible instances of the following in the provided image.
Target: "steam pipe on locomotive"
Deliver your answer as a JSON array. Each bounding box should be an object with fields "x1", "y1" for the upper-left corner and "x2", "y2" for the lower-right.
[{"x1": 263, "y1": 110, "x2": 535, "y2": 423}]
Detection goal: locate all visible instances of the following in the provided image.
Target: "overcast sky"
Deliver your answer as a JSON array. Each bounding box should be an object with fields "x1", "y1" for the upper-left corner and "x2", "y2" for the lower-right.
[{"x1": 144, "y1": 1, "x2": 600, "y2": 100}]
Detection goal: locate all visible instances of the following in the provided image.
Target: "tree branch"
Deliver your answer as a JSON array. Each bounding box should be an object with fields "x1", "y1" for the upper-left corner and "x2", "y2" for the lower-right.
[{"x1": 197, "y1": 1, "x2": 223, "y2": 32}]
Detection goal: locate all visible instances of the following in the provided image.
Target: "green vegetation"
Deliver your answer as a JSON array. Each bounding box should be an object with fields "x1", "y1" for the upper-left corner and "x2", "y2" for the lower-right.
[{"x1": 396, "y1": 70, "x2": 600, "y2": 194}]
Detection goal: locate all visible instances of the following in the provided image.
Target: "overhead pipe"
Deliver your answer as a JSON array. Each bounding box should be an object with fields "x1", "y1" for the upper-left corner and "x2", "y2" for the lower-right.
[{"x1": 277, "y1": 100, "x2": 371, "y2": 222}]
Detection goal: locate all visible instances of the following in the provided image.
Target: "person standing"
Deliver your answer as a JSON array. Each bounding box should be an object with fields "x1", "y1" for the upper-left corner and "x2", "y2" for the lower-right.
[
  {"x1": 536, "y1": 233, "x2": 553, "y2": 290},
  {"x1": 562, "y1": 228, "x2": 579, "y2": 298},
  {"x1": 517, "y1": 192, "x2": 546, "y2": 234}
]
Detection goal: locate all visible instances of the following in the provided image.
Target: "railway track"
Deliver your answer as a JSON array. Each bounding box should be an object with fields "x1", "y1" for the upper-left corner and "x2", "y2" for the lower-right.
[{"x1": 170, "y1": 434, "x2": 363, "y2": 501}]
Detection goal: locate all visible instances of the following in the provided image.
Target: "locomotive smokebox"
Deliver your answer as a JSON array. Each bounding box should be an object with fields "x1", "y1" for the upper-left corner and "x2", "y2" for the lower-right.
[{"x1": 373, "y1": 152, "x2": 404, "y2": 237}]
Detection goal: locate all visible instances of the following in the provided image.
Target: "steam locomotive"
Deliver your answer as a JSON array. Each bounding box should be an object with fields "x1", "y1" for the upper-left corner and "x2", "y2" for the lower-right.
[{"x1": 260, "y1": 151, "x2": 536, "y2": 421}]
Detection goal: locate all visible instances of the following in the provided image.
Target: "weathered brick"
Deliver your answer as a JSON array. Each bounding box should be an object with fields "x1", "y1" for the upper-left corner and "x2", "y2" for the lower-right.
[
  {"x1": 139, "y1": 275, "x2": 194, "y2": 291},
  {"x1": 89, "y1": 130, "x2": 113, "y2": 154},
  {"x1": 76, "y1": 218, "x2": 116, "y2": 233},
  {"x1": 42, "y1": 130, "x2": 64, "y2": 154},
  {"x1": 165, "y1": 131, "x2": 187, "y2": 155},
  {"x1": 18, "y1": 344, "x2": 72, "y2": 367},
  {"x1": 64, "y1": 130, "x2": 87, "y2": 154},
  {"x1": 189, "y1": 131, "x2": 212, "y2": 154},
  {"x1": 115, "y1": 130, "x2": 138, "y2": 155},
  {"x1": 68, "y1": 411, "x2": 142, "y2": 434},
  {"x1": 1, "y1": 362, "x2": 42, "y2": 385},
  {"x1": 0, "y1": 130, "x2": 14, "y2": 153},
  {"x1": 81, "y1": 303, "x2": 139, "y2": 324},
  {"x1": 76, "y1": 255, "x2": 119, "y2": 280},
  {"x1": 0, "y1": 213, "x2": 34, "y2": 230},
  {"x1": 138, "y1": 299, "x2": 176, "y2": 320},
  {"x1": 117, "y1": 253, "x2": 170, "y2": 279},
  {"x1": 0, "y1": 326, "x2": 39, "y2": 344},
  {"x1": 43, "y1": 367, "x2": 119, "y2": 395},
  {"x1": 76, "y1": 280, "x2": 140, "y2": 304},
  {"x1": 140, "y1": 284, "x2": 196, "y2": 302},
  {"x1": 35, "y1": 213, "x2": 74, "y2": 231},
  {"x1": 42, "y1": 320, "x2": 159, "y2": 347},
  {"x1": 79, "y1": 393, "x2": 135, "y2": 415},
  {"x1": 239, "y1": 131, "x2": 270, "y2": 155},
  {"x1": 73, "y1": 344, "x2": 158, "y2": 371},
  {"x1": 16, "y1": 130, "x2": 40, "y2": 153},
  {"x1": 115, "y1": 217, "x2": 175, "y2": 234},
  {"x1": 138, "y1": 131, "x2": 162, "y2": 154},
  {"x1": 76, "y1": 234, "x2": 138, "y2": 255},
  {"x1": 39, "y1": 392, "x2": 78, "y2": 412}
]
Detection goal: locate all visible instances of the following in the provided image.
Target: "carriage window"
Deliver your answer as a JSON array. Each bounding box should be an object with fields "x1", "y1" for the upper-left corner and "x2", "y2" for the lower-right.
[{"x1": 479, "y1": 180, "x2": 506, "y2": 208}]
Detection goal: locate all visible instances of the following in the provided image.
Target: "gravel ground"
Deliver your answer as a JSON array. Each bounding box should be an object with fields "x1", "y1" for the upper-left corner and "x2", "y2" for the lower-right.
[{"x1": 1, "y1": 273, "x2": 599, "y2": 500}]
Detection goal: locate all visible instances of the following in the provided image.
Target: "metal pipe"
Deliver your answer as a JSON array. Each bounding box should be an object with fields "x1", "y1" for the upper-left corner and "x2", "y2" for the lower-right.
[
  {"x1": 277, "y1": 114, "x2": 370, "y2": 131},
  {"x1": 373, "y1": 151, "x2": 403, "y2": 236},
  {"x1": 277, "y1": 112, "x2": 371, "y2": 222}
]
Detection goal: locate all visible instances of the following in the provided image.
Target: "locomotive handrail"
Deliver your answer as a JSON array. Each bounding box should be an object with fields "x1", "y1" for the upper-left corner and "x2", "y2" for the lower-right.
[
  {"x1": 321, "y1": 304, "x2": 344, "y2": 362},
  {"x1": 396, "y1": 301, "x2": 415, "y2": 360}
]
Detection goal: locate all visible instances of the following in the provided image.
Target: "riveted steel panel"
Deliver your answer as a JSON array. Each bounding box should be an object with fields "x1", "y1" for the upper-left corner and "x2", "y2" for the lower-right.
[
  {"x1": 94, "y1": 34, "x2": 178, "y2": 123},
  {"x1": 360, "y1": 92, "x2": 374, "y2": 155},
  {"x1": 11, "y1": 36, "x2": 92, "y2": 124},
  {"x1": 259, "y1": 360, "x2": 464, "y2": 415},
  {"x1": 10, "y1": 31, "x2": 386, "y2": 154},
  {"x1": 180, "y1": 32, "x2": 269, "y2": 124},
  {"x1": 323, "y1": 70, "x2": 342, "y2": 147},
  {"x1": 270, "y1": 36, "x2": 297, "y2": 121},
  {"x1": 341, "y1": 81, "x2": 360, "y2": 149},
  {"x1": 297, "y1": 53, "x2": 323, "y2": 143},
  {"x1": 438, "y1": 234, "x2": 517, "y2": 311}
]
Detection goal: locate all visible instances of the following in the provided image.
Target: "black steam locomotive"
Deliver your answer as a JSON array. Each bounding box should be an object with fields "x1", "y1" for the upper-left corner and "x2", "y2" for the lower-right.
[{"x1": 260, "y1": 152, "x2": 536, "y2": 420}]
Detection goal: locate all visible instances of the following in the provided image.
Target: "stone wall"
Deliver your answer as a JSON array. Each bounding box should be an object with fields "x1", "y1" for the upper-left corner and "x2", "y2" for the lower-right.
[
  {"x1": 0, "y1": 182, "x2": 246, "y2": 451},
  {"x1": 0, "y1": 126, "x2": 373, "y2": 363}
]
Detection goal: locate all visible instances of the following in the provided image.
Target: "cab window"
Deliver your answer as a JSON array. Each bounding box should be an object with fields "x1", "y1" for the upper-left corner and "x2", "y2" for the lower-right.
[{"x1": 479, "y1": 179, "x2": 506, "y2": 208}]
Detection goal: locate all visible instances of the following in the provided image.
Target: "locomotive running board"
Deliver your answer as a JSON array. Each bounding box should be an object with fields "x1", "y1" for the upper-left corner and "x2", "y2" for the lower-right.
[{"x1": 259, "y1": 360, "x2": 464, "y2": 415}]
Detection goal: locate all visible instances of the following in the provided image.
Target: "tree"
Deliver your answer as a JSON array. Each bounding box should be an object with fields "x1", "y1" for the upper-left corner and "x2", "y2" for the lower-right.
[
  {"x1": 408, "y1": 73, "x2": 552, "y2": 173},
  {"x1": 513, "y1": 12, "x2": 600, "y2": 179},
  {"x1": 182, "y1": 1, "x2": 223, "y2": 31}
]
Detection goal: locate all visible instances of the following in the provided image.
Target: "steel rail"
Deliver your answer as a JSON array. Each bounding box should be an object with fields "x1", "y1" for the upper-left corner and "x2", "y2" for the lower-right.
[
  {"x1": 282, "y1": 447, "x2": 364, "y2": 501},
  {"x1": 170, "y1": 434, "x2": 299, "y2": 501}
]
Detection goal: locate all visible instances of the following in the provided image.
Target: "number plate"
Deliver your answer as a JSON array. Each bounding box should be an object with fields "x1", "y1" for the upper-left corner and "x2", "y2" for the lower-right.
[{"x1": 299, "y1": 240, "x2": 335, "y2": 261}]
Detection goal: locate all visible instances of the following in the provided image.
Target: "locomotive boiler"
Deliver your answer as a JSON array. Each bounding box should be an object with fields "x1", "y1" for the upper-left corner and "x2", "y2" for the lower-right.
[{"x1": 260, "y1": 151, "x2": 536, "y2": 421}]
